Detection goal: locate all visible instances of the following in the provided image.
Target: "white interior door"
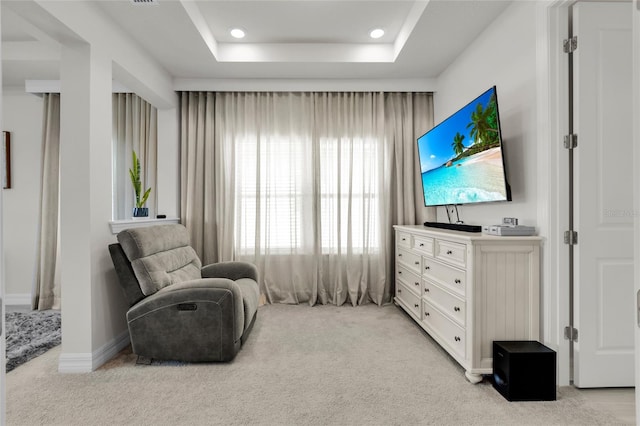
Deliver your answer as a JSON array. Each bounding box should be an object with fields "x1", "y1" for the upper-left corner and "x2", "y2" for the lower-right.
[{"x1": 573, "y1": 1, "x2": 634, "y2": 388}]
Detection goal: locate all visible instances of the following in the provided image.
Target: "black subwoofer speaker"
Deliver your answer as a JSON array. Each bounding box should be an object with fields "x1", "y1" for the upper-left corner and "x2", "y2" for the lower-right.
[{"x1": 492, "y1": 341, "x2": 556, "y2": 401}]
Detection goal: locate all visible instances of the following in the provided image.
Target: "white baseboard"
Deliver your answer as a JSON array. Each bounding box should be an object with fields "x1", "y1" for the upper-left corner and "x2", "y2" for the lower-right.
[
  {"x1": 4, "y1": 293, "x2": 31, "y2": 306},
  {"x1": 58, "y1": 330, "x2": 130, "y2": 373}
]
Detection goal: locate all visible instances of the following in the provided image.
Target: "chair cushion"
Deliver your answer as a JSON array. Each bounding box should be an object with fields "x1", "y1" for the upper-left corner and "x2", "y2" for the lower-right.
[{"x1": 117, "y1": 224, "x2": 202, "y2": 296}]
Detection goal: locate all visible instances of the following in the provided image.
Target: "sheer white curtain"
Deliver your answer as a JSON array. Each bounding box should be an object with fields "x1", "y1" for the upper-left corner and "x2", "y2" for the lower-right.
[
  {"x1": 33, "y1": 93, "x2": 61, "y2": 310},
  {"x1": 112, "y1": 93, "x2": 158, "y2": 219},
  {"x1": 181, "y1": 91, "x2": 433, "y2": 306}
]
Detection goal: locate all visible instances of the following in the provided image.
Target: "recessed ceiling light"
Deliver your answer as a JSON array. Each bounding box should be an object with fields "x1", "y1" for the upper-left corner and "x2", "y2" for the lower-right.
[
  {"x1": 369, "y1": 28, "x2": 385, "y2": 39},
  {"x1": 230, "y1": 28, "x2": 245, "y2": 39}
]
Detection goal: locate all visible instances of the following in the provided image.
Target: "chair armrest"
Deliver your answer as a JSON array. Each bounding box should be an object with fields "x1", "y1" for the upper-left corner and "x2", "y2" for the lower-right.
[
  {"x1": 127, "y1": 278, "x2": 245, "y2": 342},
  {"x1": 201, "y1": 261, "x2": 258, "y2": 282}
]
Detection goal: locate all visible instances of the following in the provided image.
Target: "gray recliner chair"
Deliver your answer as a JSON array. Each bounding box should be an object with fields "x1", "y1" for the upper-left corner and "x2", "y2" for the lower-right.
[{"x1": 108, "y1": 224, "x2": 259, "y2": 362}]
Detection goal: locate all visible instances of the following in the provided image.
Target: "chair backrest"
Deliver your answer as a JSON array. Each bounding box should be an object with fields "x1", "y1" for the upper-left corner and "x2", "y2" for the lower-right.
[
  {"x1": 116, "y1": 224, "x2": 202, "y2": 296},
  {"x1": 109, "y1": 243, "x2": 146, "y2": 307}
]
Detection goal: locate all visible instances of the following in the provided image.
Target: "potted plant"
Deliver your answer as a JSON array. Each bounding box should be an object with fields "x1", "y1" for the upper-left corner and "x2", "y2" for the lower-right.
[{"x1": 129, "y1": 150, "x2": 151, "y2": 218}]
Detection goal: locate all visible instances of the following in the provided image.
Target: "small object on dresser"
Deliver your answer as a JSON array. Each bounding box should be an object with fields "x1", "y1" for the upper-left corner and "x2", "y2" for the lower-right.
[{"x1": 492, "y1": 341, "x2": 556, "y2": 401}]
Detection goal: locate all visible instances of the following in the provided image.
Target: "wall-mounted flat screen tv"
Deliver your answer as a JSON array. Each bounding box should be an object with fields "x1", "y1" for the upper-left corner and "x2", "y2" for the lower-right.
[{"x1": 417, "y1": 86, "x2": 511, "y2": 207}]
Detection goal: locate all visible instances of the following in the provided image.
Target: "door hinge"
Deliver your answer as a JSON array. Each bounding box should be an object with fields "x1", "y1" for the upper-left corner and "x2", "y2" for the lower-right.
[
  {"x1": 564, "y1": 230, "x2": 578, "y2": 245},
  {"x1": 563, "y1": 36, "x2": 577, "y2": 53},
  {"x1": 564, "y1": 134, "x2": 578, "y2": 149},
  {"x1": 564, "y1": 326, "x2": 579, "y2": 342}
]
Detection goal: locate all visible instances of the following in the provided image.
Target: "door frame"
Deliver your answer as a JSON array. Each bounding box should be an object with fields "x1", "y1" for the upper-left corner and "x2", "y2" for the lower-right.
[{"x1": 535, "y1": 0, "x2": 572, "y2": 386}]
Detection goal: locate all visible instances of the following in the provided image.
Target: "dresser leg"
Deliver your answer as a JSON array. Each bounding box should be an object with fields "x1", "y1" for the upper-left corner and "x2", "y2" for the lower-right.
[{"x1": 465, "y1": 371, "x2": 483, "y2": 384}]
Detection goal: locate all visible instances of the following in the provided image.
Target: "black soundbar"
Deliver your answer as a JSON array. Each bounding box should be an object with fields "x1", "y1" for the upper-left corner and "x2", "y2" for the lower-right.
[{"x1": 423, "y1": 221, "x2": 482, "y2": 233}]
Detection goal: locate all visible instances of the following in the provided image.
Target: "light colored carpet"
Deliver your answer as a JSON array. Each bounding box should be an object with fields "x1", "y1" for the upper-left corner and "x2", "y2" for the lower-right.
[{"x1": 6, "y1": 304, "x2": 620, "y2": 425}]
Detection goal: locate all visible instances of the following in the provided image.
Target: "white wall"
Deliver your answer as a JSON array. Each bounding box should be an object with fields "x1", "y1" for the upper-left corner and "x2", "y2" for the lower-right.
[
  {"x1": 434, "y1": 1, "x2": 538, "y2": 229},
  {"x1": 156, "y1": 105, "x2": 180, "y2": 219},
  {"x1": 2, "y1": 91, "x2": 43, "y2": 302}
]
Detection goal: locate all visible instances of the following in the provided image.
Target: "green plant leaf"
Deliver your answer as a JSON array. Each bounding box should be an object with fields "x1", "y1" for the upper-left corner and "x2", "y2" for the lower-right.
[
  {"x1": 139, "y1": 187, "x2": 152, "y2": 207},
  {"x1": 129, "y1": 149, "x2": 152, "y2": 208}
]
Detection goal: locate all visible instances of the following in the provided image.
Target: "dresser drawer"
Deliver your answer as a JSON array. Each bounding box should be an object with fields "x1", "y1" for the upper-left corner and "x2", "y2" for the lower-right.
[
  {"x1": 435, "y1": 239, "x2": 466, "y2": 268},
  {"x1": 397, "y1": 265, "x2": 421, "y2": 297},
  {"x1": 396, "y1": 282, "x2": 421, "y2": 318},
  {"x1": 423, "y1": 258, "x2": 466, "y2": 297},
  {"x1": 397, "y1": 231, "x2": 412, "y2": 248},
  {"x1": 397, "y1": 248, "x2": 422, "y2": 274},
  {"x1": 413, "y1": 236, "x2": 434, "y2": 257},
  {"x1": 423, "y1": 281, "x2": 466, "y2": 327},
  {"x1": 422, "y1": 300, "x2": 466, "y2": 359}
]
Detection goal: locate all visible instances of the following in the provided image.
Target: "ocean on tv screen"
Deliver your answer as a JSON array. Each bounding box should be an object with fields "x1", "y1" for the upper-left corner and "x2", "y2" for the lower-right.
[{"x1": 422, "y1": 146, "x2": 508, "y2": 206}]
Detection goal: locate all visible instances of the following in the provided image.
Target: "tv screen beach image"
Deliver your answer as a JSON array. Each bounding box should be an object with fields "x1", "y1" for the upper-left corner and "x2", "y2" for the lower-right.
[{"x1": 418, "y1": 87, "x2": 509, "y2": 206}]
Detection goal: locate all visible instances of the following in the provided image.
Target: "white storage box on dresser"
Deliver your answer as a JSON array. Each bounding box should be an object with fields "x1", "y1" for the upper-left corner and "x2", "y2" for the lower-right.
[{"x1": 393, "y1": 225, "x2": 542, "y2": 383}]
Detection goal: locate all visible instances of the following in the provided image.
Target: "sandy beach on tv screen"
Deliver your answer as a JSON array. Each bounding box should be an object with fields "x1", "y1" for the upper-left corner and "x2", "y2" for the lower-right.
[{"x1": 462, "y1": 146, "x2": 502, "y2": 166}]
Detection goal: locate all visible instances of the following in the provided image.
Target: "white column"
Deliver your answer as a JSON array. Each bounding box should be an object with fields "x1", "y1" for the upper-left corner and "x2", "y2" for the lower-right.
[{"x1": 58, "y1": 42, "x2": 122, "y2": 372}]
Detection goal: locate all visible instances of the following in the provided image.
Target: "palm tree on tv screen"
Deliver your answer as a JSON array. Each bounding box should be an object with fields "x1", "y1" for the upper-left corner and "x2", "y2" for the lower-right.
[
  {"x1": 451, "y1": 132, "x2": 466, "y2": 156},
  {"x1": 467, "y1": 94, "x2": 499, "y2": 149}
]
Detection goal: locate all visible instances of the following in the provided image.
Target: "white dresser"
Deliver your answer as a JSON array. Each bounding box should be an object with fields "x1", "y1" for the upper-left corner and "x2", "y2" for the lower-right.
[{"x1": 393, "y1": 225, "x2": 542, "y2": 383}]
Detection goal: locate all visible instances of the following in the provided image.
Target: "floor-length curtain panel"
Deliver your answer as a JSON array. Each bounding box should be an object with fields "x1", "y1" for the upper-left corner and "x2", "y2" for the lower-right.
[
  {"x1": 380, "y1": 92, "x2": 434, "y2": 305},
  {"x1": 312, "y1": 92, "x2": 385, "y2": 305},
  {"x1": 180, "y1": 92, "x2": 217, "y2": 261},
  {"x1": 112, "y1": 93, "x2": 158, "y2": 220},
  {"x1": 312, "y1": 92, "x2": 433, "y2": 305},
  {"x1": 384, "y1": 92, "x2": 433, "y2": 224},
  {"x1": 218, "y1": 92, "x2": 317, "y2": 302},
  {"x1": 33, "y1": 93, "x2": 61, "y2": 310}
]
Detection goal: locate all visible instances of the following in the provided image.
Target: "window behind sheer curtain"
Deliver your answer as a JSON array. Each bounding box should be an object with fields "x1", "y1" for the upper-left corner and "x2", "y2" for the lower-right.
[
  {"x1": 236, "y1": 133, "x2": 314, "y2": 253},
  {"x1": 236, "y1": 135, "x2": 379, "y2": 254},
  {"x1": 318, "y1": 134, "x2": 380, "y2": 253}
]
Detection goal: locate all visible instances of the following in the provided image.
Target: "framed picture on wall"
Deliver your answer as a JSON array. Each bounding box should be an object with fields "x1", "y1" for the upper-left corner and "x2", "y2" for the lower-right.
[{"x1": 3, "y1": 131, "x2": 11, "y2": 189}]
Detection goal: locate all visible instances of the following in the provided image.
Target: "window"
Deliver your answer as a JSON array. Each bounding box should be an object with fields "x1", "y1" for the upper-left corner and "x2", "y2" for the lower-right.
[{"x1": 235, "y1": 132, "x2": 380, "y2": 255}]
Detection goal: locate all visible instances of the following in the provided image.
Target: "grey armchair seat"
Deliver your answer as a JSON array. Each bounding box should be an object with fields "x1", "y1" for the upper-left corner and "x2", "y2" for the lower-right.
[{"x1": 108, "y1": 224, "x2": 259, "y2": 362}]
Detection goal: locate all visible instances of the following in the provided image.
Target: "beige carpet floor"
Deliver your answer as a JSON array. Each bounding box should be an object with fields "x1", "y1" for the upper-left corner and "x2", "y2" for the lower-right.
[{"x1": 6, "y1": 304, "x2": 622, "y2": 425}]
